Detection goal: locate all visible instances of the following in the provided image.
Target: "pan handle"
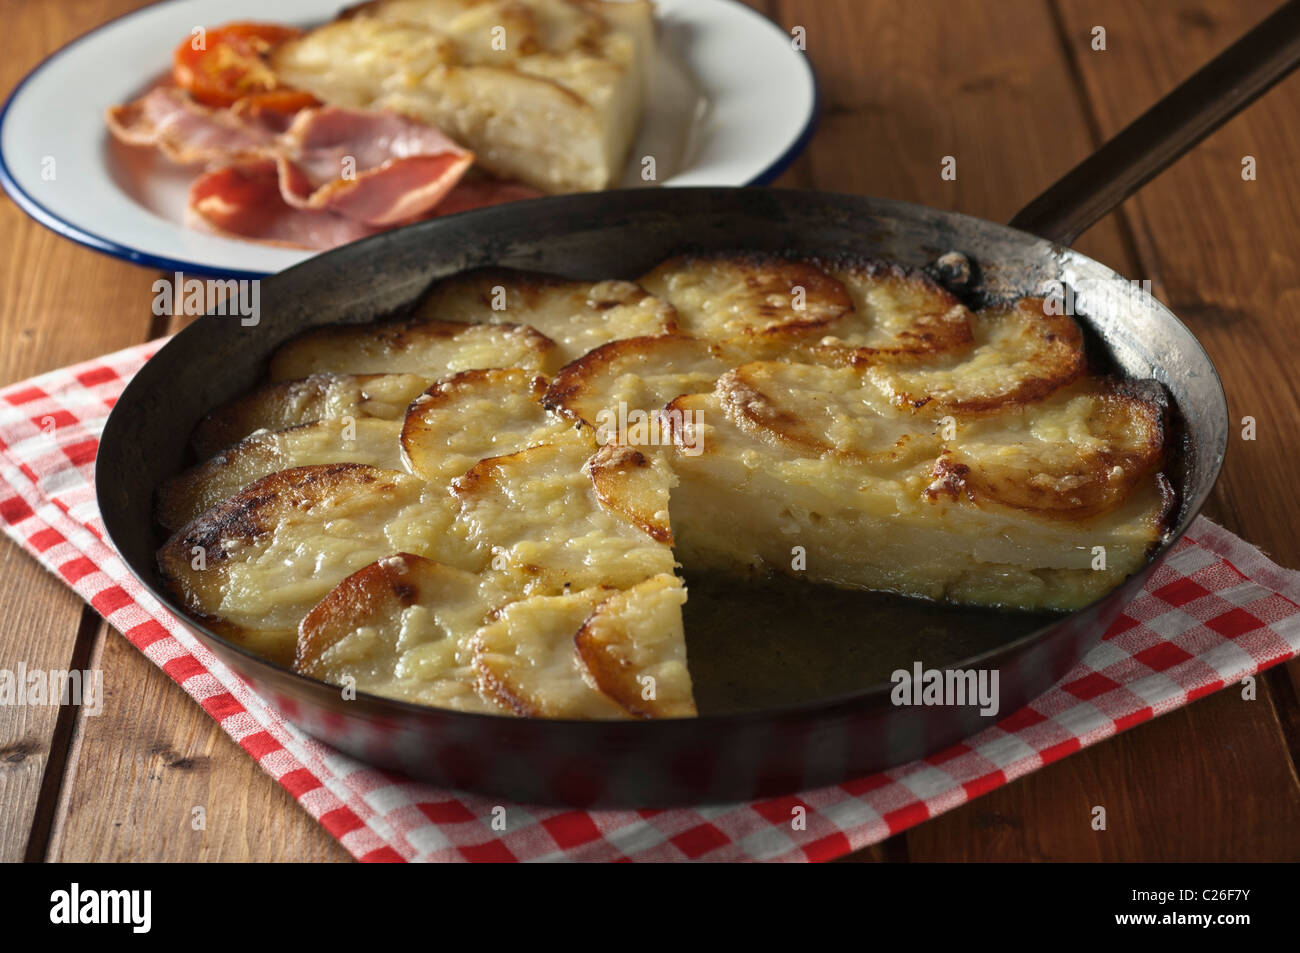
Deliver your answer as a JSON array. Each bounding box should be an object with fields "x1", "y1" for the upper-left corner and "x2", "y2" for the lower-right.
[{"x1": 1009, "y1": 0, "x2": 1300, "y2": 245}]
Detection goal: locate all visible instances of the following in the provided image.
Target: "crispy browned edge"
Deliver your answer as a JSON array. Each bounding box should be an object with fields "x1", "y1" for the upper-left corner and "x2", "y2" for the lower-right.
[
  {"x1": 585, "y1": 444, "x2": 673, "y2": 544},
  {"x1": 542, "y1": 334, "x2": 712, "y2": 423},
  {"x1": 642, "y1": 250, "x2": 855, "y2": 335},
  {"x1": 158, "y1": 463, "x2": 398, "y2": 574},
  {"x1": 294, "y1": 551, "x2": 425, "y2": 675}
]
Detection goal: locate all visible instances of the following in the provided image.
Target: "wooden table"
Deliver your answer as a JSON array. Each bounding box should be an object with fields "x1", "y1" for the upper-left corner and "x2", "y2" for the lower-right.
[{"x1": 2, "y1": 0, "x2": 1298, "y2": 863}]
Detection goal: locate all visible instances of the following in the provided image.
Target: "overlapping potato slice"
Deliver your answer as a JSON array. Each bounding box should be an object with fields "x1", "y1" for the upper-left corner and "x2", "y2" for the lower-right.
[
  {"x1": 544, "y1": 334, "x2": 739, "y2": 428},
  {"x1": 470, "y1": 587, "x2": 626, "y2": 718},
  {"x1": 295, "y1": 553, "x2": 500, "y2": 713},
  {"x1": 663, "y1": 371, "x2": 1171, "y2": 610},
  {"x1": 806, "y1": 259, "x2": 974, "y2": 359},
  {"x1": 716, "y1": 360, "x2": 941, "y2": 465},
  {"x1": 585, "y1": 443, "x2": 674, "y2": 543},
  {"x1": 640, "y1": 254, "x2": 852, "y2": 339},
  {"x1": 868, "y1": 297, "x2": 1085, "y2": 413},
  {"x1": 159, "y1": 418, "x2": 403, "y2": 532},
  {"x1": 574, "y1": 573, "x2": 694, "y2": 718},
  {"x1": 930, "y1": 381, "x2": 1167, "y2": 519},
  {"x1": 191, "y1": 372, "x2": 429, "y2": 459},
  {"x1": 412, "y1": 269, "x2": 676, "y2": 364},
  {"x1": 158, "y1": 464, "x2": 474, "y2": 664},
  {"x1": 401, "y1": 367, "x2": 577, "y2": 483},
  {"x1": 160, "y1": 253, "x2": 1176, "y2": 714},
  {"x1": 269, "y1": 319, "x2": 557, "y2": 381},
  {"x1": 451, "y1": 437, "x2": 675, "y2": 594}
]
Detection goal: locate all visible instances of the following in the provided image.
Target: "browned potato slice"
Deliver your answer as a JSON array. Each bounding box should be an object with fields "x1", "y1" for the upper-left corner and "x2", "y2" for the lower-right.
[
  {"x1": 640, "y1": 253, "x2": 852, "y2": 339},
  {"x1": 191, "y1": 372, "x2": 429, "y2": 459},
  {"x1": 929, "y1": 380, "x2": 1167, "y2": 519},
  {"x1": 575, "y1": 573, "x2": 694, "y2": 718},
  {"x1": 158, "y1": 464, "x2": 470, "y2": 664},
  {"x1": 451, "y1": 438, "x2": 675, "y2": 594},
  {"x1": 400, "y1": 367, "x2": 577, "y2": 484},
  {"x1": 159, "y1": 418, "x2": 403, "y2": 532},
  {"x1": 868, "y1": 297, "x2": 1085, "y2": 413},
  {"x1": 413, "y1": 268, "x2": 676, "y2": 364},
  {"x1": 717, "y1": 361, "x2": 941, "y2": 466},
  {"x1": 806, "y1": 258, "x2": 974, "y2": 359},
  {"x1": 470, "y1": 588, "x2": 627, "y2": 718},
  {"x1": 544, "y1": 334, "x2": 741, "y2": 428},
  {"x1": 269, "y1": 319, "x2": 557, "y2": 382},
  {"x1": 296, "y1": 553, "x2": 499, "y2": 713},
  {"x1": 584, "y1": 443, "x2": 674, "y2": 543}
]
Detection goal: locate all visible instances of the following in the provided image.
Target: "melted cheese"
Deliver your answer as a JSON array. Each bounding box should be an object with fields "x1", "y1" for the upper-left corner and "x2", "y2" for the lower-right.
[{"x1": 160, "y1": 255, "x2": 1173, "y2": 717}]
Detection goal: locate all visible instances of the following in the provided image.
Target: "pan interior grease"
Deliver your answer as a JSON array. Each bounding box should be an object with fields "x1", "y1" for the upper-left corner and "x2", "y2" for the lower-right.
[{"x1": 97, "y1": 189, "x2": 1227, "y2": 803}]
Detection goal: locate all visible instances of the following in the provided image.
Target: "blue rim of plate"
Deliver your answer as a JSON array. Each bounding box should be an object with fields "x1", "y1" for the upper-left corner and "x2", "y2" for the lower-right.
[{"x1": 0, "y1": 0, "x2": 821, "y2": 280}]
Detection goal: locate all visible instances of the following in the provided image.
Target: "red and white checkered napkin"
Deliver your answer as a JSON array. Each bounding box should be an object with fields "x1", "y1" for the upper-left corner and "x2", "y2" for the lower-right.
[{"x1": 2, "y1": 340, "x2": 1298, "y2": 862}]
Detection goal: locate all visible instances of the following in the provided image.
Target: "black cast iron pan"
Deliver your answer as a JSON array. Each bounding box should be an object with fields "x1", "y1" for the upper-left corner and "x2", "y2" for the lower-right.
[{"x1": 96, "y1": 3, "x2": 1300, "y2": 805}]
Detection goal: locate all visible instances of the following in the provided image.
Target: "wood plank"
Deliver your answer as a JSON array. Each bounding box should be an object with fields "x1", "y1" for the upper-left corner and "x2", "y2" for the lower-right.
[
  {"x1": 46, "y1": 623, "x2": 351, "y2": 862},
  {"x1": 772, "y1": 0, "x2": 1134, "y2": 271},
  {"x1": 777, "y1": 0, "x2": 1299, "y2": 861},
  {"x1": 1054, "y1": 0, "x2": 1300, "y2": 574},
  {"x1": 910, "y1": 0, "x2": 1300, "y2": 860},
  {"x1": 0, "y1": 0, "x2": 164, "y2": 862},
  {"x1": 1058, "y1": 0, "x2": 1300, "y2": 796},
  {"x1": 772, "y1": 0, "x2": 1135, "y2": 863}
]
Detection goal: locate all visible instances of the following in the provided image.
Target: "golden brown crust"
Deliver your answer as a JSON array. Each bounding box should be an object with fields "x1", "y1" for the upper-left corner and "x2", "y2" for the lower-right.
[
  {"x1": 639, "y1": 252, "x2": 853, "y2": 340},
  {"x1": 875, "y1": 298, "x2": 1087, "y2": 414},
  {"x1": 803, "y1": 255, "x2": 976, "y2": 360},
  {"x1": 160, "y1": 463, "x2": 384, "y2": 565},
  {"x1": 295, "y1": 552, "x2": 425, "y2": 674},
  {"x1": 585, "y1": 443, "x2": 673, "y2": 543},
  {"x1": 925, "y1": 381, "x2": 1168, "y2": 519}
]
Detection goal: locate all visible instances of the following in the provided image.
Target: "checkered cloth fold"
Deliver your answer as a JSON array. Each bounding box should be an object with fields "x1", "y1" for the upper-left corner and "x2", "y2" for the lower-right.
[{"x1": 1, "y1": 340, "x2": 1297, "y2": 862}]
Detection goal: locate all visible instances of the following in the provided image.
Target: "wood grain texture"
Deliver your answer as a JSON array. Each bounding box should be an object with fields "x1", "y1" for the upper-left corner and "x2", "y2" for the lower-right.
[
  {"x1": 46, "y1": 623, "x2": 351, "y2": 862},
  {"x1": 770, "y1": 0, "x2": 1300, "y2": 862},
  {"x1": 901, "y1": 0, "x2": 1300, "y2": 861},
  {"x1": 0, "y1": 0, "x2": 163, "y2": 862}
]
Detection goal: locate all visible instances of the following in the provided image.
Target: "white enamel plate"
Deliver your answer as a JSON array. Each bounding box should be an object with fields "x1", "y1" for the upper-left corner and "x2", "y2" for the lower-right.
[{"x1": 0, "y1": 0, "x2": 817, "y2": 277}]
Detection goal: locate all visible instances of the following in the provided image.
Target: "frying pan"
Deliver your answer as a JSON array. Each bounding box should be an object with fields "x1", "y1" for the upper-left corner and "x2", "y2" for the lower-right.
[{"x1": 96, "y1": 2, "x2": 1300, "y2": 806}]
